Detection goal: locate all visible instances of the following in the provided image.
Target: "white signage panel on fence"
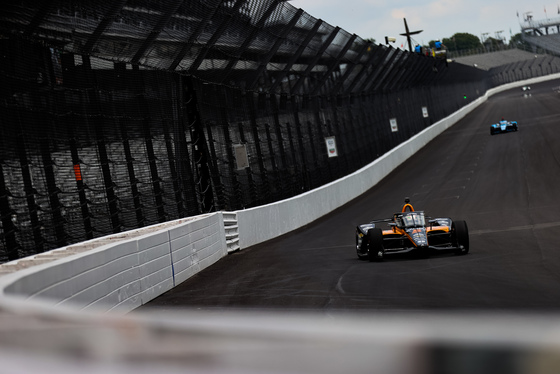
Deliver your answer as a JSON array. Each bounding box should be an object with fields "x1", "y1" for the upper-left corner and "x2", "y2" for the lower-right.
[
  {"x1": 422, "y1": 106, "x2": 429, "y2": 118},
  {"x1": 233, "y1": 144, "x2": 249, "y2": 169},
  {"x1": 390, "y1": 118, "x2": 398, "y2": 132},
  {"x1": 325, "y1": 136, "x2": 338, "y2": 157}
]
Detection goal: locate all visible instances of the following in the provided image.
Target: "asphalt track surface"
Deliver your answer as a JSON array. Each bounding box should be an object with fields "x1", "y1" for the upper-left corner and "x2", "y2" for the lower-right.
[{"x1": 141, "y1": 79, "x2": 560, "y2": 312}]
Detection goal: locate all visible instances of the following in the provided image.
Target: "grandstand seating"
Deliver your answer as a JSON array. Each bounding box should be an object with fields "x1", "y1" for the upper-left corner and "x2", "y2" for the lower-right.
[
  {"x1": 524, "y1": 34, "x2": 560, "y2": 56},
  {"x1": 454, "y1": 49, "x2": 542, "y2": 70}
]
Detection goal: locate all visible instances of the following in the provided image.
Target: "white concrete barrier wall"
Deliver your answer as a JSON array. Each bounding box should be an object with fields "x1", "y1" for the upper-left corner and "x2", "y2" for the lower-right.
[
  {"x1": 0, "y1": 212, "x2": 227, "y2": 313},
  {"x1": 0, "y1": 73, "x2": 558, "y2": 312}
]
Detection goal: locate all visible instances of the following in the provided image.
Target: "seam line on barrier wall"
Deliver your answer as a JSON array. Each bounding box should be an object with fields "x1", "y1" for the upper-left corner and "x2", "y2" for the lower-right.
[{"x1": 168, "y1": 230, "x2": 176, "y2": 288}]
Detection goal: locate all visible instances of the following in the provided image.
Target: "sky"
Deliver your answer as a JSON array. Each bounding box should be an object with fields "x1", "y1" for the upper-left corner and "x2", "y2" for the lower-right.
[{"x1": 290, "y1": 0, "x2": 557, "y2": 47}]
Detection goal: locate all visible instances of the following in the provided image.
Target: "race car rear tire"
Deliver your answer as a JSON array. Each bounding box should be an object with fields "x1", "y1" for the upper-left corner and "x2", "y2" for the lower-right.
[
  {"x1": 367, "y1": 228, "x2": 384, "y2": 262},
  {"x1": 452, "y1": 220, "x2": 469, "y2": 255}
]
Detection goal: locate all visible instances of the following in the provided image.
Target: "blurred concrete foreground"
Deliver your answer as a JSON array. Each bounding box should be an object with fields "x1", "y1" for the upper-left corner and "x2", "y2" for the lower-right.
[{"x1": 0, "y1": 298, "x2": 560, "y2": 374}]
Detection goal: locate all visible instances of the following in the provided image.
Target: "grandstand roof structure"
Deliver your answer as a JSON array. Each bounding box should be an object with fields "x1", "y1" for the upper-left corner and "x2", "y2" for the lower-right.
[
  {"x1": 0, "y1": 0, "x2": 452, "y2": 97},
  {"x1": 520, "y1": 14, "x2": 560, "y2": 35}
]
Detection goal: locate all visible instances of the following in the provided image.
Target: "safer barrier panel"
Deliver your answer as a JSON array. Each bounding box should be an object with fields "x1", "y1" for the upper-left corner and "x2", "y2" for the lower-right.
[
  {"x1": 0, "y1": 213, "x2": 227, "y2": 314},
  {"x1": 169, "y1": 213, "x2": 227, "y2": 285}
]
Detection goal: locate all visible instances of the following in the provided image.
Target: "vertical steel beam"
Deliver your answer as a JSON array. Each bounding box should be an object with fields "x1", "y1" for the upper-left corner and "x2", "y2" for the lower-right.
[
  {"x1": 143, "y1": 118, "x2": 166, "y2": 222},
  {"x1": 95, "y1": 124, "x2": 121, "y2": 232},
  {"x1": 237, "y1": 122, "x2": 257, "y2": 204},
  {"x1": 0, "y1": 163, "x2": 19, "y2": 260},
  {"x1": 246, "y1": 93, "x2": 269, "y2": 200},
  {"x1": 218, "y1": 100, "x2": 241, "y2": 210},
  {"x1": 263, "y1": 121, "x2": 280, "y2": 199},
  {"x1": 268, "y1": 94, "x2": 289, "y2": 197},
  {"x1": 292, "y1": 105, "x2": 310, "y2": 191},
  {"x1": 183, "y1": 77, "x2": 214, "y2": 213},
  {"x1": 328, "y1": 96, "x2": 352, "y2": 173},
  {"x1": 40, "y1": 121, "x2": 67, "y2": 248},
  {"x1": 16, "y1": 126, "x2": 44, "y2": 251},
  {"x1": 163, "y1": 119, "x2": 186, "y2": 217},
  {"x1": 305, "y1": 118, "x2": 319, "y2": 184},
  {"x1": 68, "y1": 124, "x2": 94, "y2": 239},
  {"x1": 83, "y1": 56, "x2": 121, "y2": 233},
  {"x1": 284, "y1": 111, "x2": 302, "y2": 194},
  {"x1": 119, "y1": 120, "x2": 145, "y2": 227},
  {"x1": 312, "y1": 108, "x2": 333, "y2": 181},
  {"x1": 270, "y1": 95, "x2": 288, "y2": 171},
  {"x1": 204, "y1": 119, "x2": 225, "y2": 211}
]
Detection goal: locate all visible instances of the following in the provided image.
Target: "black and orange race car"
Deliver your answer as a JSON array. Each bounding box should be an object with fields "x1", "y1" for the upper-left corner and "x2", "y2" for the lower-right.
[{"x1": 356, "y1": 199, "x2": 469, "y2": 261}]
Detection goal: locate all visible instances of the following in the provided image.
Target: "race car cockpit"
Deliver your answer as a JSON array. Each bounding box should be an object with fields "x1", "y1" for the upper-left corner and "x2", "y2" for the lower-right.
[{"x1": 394, "y1": 212, "x2": 426, "y2": 229}]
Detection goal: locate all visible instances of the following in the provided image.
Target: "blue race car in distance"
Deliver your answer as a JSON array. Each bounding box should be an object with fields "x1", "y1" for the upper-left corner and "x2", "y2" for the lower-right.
[{"x1": 490, "y1": 118, "x2": 518, "y2": 135}]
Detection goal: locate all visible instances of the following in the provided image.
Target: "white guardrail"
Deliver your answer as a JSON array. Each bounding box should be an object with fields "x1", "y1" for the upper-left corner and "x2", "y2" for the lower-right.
[{"x1": 0, "y1": 74, "x2": 558, "y2": 314}]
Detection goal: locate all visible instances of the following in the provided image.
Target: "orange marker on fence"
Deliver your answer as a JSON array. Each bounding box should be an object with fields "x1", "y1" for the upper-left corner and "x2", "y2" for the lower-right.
[{"x1": 73, "y1": 164, "x2": 82, "y2": 181}]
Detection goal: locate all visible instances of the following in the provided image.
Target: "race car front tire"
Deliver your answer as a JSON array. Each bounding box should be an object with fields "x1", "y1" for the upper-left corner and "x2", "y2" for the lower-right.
[
  {"x1": 367, "y1": 228, "x2": 384, "y2": 262},
  {"x1": 452, "y1": 220, "x2": 469, "y2": 255},
  {"x1": 356, "y1": 231, "x2": 367, "y2": 260}
]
